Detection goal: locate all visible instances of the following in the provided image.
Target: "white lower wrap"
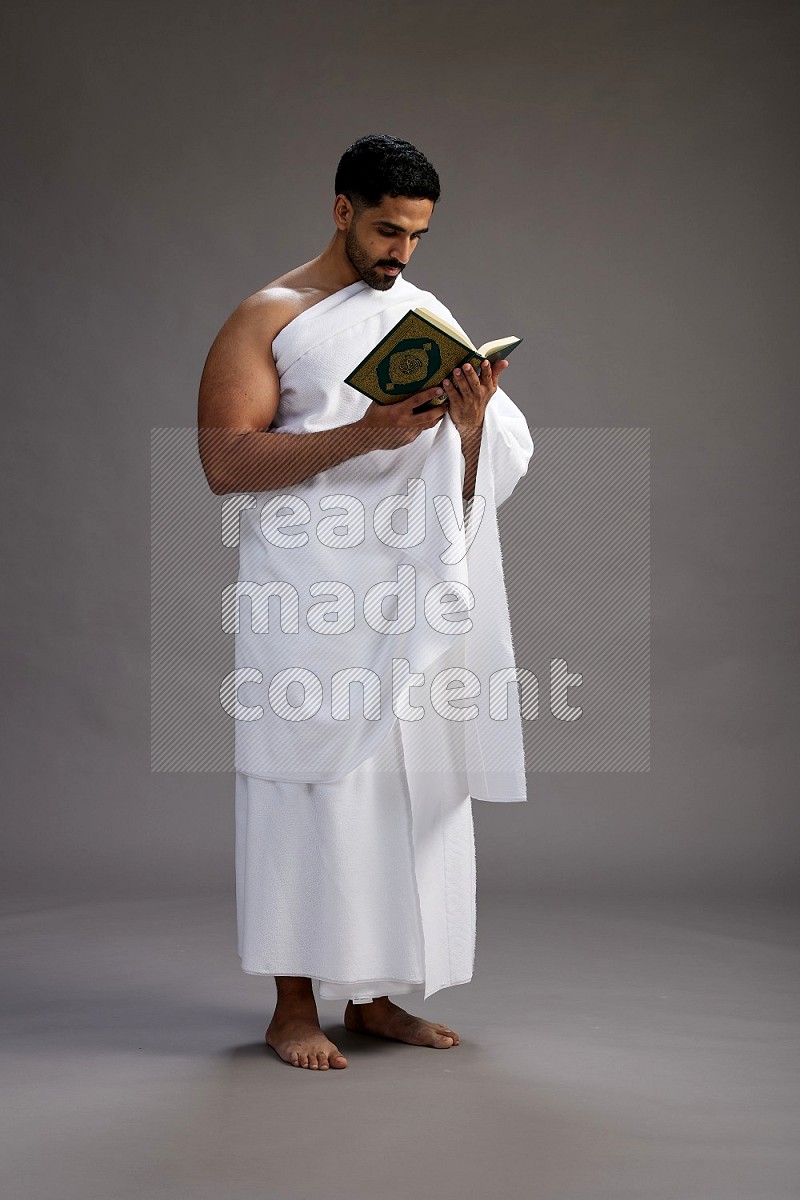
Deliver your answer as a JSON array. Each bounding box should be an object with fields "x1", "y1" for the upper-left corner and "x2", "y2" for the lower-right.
[{"x1": 235, "y1": 671, "x2": 476, "y2": 1001}]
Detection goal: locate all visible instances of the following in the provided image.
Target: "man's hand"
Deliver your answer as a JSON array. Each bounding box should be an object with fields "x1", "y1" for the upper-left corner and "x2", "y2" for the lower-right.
[
  {"x1": 441, "y1": 359, "x2": 508, "y2": 435},
  {"x1": 356, "y1": 385, "x2": 448, "y2": 448}
]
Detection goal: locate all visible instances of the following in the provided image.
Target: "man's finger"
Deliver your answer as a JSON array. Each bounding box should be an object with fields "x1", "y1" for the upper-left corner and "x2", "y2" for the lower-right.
[
  {"x1": 450, "y1": 368, "x2": 468, "y2": 395},
  {"x1": 401, "y1": 385, "x2": 445, "y2": 408},
  {"x1": 460, "y1": 363, "x2": 482, "y2": 395},
  {"x1": 409, "y1": 391, "x2": 448, "y2": 416},
  {"x1": 450, "y1": 376, "x2": 472, "y2": 403}
]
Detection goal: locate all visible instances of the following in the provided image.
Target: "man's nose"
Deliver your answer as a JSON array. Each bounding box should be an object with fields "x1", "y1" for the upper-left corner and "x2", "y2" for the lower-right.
[{"x1": 390, "y1": 236, "x2": 413, "y2": 263}]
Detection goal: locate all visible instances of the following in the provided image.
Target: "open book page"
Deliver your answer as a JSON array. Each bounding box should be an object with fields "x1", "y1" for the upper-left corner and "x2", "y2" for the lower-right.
[
  {"x1": 415, "y1": 306, "x2": 518, "y2": 360},
  {"x1": 415, "y1": 305, "x2": 477, "y2": 351},
  {"x1": 478, "y1": 336, "x2": 520, "y2": 357}
]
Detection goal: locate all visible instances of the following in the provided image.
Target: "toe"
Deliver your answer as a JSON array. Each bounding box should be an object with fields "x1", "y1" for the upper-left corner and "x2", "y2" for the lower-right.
[
  {"x1": 433, "y1": 1032, "x2": 455, "y2": 1047},
  {"x1": 433, "y1": 1023, "x2": 460, "y2": 1043},
  {"x1": 441, "y1": 1029, "x2": 460, "y2": 1044},
  {"x1": 317, "y1": 1052, "x2": 329, "y2": 1070},
  {"x1": 331, "y1": 1051, "x2": 348, "y2": 1068}
]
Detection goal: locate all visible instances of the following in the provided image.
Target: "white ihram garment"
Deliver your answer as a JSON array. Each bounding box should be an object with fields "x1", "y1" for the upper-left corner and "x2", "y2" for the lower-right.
[{"x1": 232, "y1": 276, "x2": 533, "y2": 1001}]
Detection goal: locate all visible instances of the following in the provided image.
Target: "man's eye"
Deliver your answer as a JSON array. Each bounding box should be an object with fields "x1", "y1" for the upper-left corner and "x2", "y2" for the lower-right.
[{"x1": 377, "y1": 229, "x2": 424, "y2": 240}]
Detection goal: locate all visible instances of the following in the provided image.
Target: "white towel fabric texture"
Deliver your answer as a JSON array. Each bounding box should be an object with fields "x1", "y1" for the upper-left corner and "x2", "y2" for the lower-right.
[
  {"x1": 232, "y1": 274, "x2": 533, "y2": 1000},
  {"x1": 235, "y1": 658, "x2": 476, "y2": 1000},
  {"x1": 232, "y1": 275, "x2": 534, "y2": 801}
]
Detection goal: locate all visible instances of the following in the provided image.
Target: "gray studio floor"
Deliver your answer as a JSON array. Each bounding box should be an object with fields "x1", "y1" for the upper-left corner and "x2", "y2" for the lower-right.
[{"x1": 2, "y1": 891, "x2": 798, "y2": 1200}]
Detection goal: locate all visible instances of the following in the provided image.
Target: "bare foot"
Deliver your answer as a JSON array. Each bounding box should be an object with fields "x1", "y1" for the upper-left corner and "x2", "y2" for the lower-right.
[
  {"x1": 344, "y1": 997, "x2": 460, "y2": 1048},
  {"x1": 265, "y1": 1015, "x2": 348, "y2": 1070}
]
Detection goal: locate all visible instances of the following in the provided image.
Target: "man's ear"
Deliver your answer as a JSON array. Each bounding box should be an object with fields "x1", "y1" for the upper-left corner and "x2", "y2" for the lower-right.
[{"x1": 333, "y1": 194, "x2": 353, "y2": 232}]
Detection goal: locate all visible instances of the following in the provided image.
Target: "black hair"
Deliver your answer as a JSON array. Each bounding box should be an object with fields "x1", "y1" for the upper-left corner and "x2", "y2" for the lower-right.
[{"x1": 334, "y1": 134, "x2": 441, "y2": 212}]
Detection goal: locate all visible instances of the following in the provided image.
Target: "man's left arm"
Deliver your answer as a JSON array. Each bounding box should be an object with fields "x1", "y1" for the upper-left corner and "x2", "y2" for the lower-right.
[{"x1": 442, "y1": 358, "x2": 509, "y2": 505}]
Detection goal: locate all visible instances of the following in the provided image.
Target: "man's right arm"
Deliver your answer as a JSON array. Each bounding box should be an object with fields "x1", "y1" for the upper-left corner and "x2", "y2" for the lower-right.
[{"x1": 197, "y1": 293, "x2": 448, "y2": 495}]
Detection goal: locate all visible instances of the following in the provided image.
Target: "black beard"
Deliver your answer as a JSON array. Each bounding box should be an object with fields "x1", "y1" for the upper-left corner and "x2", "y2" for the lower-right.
[{"x1": 345, "y1": 227, "x2": 398, "y2": 291}]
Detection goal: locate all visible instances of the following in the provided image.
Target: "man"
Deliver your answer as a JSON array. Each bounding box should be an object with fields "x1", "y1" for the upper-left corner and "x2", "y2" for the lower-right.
[{"x1": 198, "y1": 134, "x2": 533, "y2": 1071}]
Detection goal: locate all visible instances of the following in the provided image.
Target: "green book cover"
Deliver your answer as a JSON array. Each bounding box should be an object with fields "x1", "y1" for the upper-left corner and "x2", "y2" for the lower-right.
[{"x1": 344, "y1": 308, "x2": 522, "y2": 407}]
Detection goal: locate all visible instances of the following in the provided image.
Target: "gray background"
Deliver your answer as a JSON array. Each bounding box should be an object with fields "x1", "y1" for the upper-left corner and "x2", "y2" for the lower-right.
[
  {"x1": 3, "y1": 0, "x2": 797, "y2": 903},
  {"x1": 2, "y1": 4, "x2": 799, "y2": 1199}
]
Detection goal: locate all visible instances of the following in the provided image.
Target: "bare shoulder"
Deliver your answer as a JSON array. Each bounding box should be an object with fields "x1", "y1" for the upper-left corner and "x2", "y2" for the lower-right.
[
  {"x1": 228, "y1": 262, "x2": 335, "y2": 346},
  {"x1": 205, "y1": 256, "x2": 340, "y2": 376},
  {"x1": 199, "y1": 281, "x2": 307, "y2": 430},
  {"x1": 222, "y1": 284, "x2": 306, "y2": 349}
]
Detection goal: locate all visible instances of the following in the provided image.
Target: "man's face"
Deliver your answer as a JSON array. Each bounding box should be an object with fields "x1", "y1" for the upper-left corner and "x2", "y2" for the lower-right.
[{"x1": 343, "y1": 195, "x2": 434, "y2": 291}]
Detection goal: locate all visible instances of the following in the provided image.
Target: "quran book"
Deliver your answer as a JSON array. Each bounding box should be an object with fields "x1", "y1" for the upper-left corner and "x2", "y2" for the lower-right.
[{"x1": 344, "y1": 306, "x2": 522, "y2": 408}]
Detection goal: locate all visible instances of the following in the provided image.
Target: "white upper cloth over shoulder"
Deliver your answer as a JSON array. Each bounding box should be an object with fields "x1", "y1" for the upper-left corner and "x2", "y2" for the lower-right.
[{"x1": 231, "y1": 275, "x2": 534, "y2": 800}]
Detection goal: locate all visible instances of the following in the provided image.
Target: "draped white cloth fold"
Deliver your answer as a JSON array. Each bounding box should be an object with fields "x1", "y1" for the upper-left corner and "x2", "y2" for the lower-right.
[
  {"x1": 235, "y1": 671, "x2": 477, "y2": 1000},
  {"x1": 232, "y1": 275, "x2": 534, "y2": 801}
]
